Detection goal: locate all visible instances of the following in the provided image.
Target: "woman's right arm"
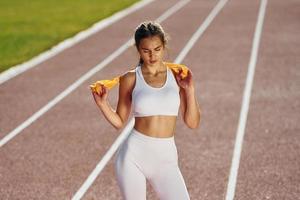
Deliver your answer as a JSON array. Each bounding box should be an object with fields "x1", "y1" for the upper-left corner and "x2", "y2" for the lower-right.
[{"x1": 91, "y1": 71, "x2": 134, "y2": 130}]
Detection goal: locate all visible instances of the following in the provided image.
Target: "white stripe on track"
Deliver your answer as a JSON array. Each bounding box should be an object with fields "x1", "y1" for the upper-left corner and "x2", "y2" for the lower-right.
[
  {"x1": 175, "y1": 0, "x2": 228, "y2": 63},
  {"x1": 0, "y1": 0, "x2": 155, "y2": 85},
  {"x1": 71, "y1": 0, "x2": 229, "y2": 199},
  {"x1": 225, "y1": 0, "x2": 268, "y2": 200},
  {"x1": 0, "y1": 0, "x2": 190, "y2": 148}
]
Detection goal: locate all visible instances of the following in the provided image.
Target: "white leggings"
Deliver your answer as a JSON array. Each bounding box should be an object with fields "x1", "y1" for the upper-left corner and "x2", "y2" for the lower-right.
[{"x1": 114, "y1": 128, "x2": 190, "y2": 200}]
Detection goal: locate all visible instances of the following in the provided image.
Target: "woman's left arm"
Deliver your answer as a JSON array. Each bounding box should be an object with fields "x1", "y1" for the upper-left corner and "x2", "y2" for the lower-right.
[{"x1": 177, "y1": 69, "x2": 201, "y2": 129}]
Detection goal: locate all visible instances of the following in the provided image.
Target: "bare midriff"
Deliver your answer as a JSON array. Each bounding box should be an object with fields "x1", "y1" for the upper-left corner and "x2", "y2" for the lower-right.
[{"x1": 134, "y1": 115, "x2": 177, "y2": 138}]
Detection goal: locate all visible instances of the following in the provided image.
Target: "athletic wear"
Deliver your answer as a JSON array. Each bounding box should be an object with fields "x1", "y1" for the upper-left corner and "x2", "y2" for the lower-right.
[
  {"x1": 132, "y1": 63, "x2": 180, "y2": 117},
  {"x1": 114, "y1": 128, "x2": 190, "y2": 200}
]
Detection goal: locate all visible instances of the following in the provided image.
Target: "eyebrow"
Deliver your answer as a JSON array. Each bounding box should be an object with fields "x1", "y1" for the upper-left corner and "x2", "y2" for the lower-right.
[{"x1": 141, "y1": 45, "x2": 162, "y2": 50}]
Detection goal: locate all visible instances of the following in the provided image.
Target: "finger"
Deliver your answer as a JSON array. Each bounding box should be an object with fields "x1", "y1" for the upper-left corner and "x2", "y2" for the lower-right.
[
  {"x1": 92, "y1": 91, "x2": 98, "y2": 99},
  {"x1": 175, "y1": 73, "x2": 182, "y2": 82},
  {"x1": 102, "y1": 85, "x2": 108, "y2": 95},
  {"x1": 93, "y1": 91, "x2": 100, "y2": 97},
  {"x1": 103, "y1": 86, "x2": 108, "y2": 93},
  {"x1": 188, "y1": 70, "x2": 194, "y2": 81},
  {"x1": 100, "y1": 86, "x2": 104, "y2": 96},
  {"x1": 185, "y1": 70, "x2": 190, "y2": 78},
  {"x1": 178, "y1": 68, "x2": 183, "y2": 75}
]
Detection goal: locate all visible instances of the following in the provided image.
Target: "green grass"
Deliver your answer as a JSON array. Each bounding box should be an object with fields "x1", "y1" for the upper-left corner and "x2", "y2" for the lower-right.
[{"x1": 0, "y1": 0, "x2": 140, "y2": 73}]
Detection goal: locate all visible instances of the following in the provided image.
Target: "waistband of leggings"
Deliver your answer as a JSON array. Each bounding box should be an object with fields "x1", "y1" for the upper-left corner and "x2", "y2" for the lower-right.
[{"x1": 130, "y1": 128, "x2": 175, "y2": 142}]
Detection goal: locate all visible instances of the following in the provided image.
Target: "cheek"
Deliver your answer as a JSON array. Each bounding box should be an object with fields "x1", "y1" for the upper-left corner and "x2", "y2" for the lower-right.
[
  {"x1": 140, "y1": 52, "x2": 149, "y2": 59},
  {"x1": 157, "y1": 50, "x2": 164, "y2": 58}
]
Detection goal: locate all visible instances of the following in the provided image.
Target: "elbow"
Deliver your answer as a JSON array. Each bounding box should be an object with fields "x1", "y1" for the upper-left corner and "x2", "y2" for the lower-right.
[
  {"x1": 113, "y1": 125, "x2": 122, "y2": 130},
  {"x1": 186, "y1": 120, "x2": 200, "y2": 129},
  {"x1": 185, "y1": 110, "x2": 201, "y2": 129},
  {"x1": 184, "y1": 117, "x2": 200, "y2": 129},
  {"x1": 112, "y1": 118, "x2": 126, "y2": 130},
  {"x1": 113, "y1": 122, "x2": 124, "y2": 130}
]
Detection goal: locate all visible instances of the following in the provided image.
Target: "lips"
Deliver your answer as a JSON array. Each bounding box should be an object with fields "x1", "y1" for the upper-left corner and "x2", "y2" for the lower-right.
[{"x1": 150, "y1": 60, "x2": 157, "y2": 63}]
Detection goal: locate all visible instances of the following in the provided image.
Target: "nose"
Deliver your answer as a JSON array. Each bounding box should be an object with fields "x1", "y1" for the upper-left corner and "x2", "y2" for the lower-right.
[{"x1": 149, "y1": 51, "x2": 153, "y2": 58}]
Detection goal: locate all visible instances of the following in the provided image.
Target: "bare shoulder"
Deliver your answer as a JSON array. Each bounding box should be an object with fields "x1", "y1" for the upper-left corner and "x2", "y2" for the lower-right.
[{"x1": 119, "y1": 68, "x2": 136, "y2": 91}]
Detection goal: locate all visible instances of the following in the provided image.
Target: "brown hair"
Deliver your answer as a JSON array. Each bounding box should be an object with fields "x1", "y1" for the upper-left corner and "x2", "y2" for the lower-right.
[{"x1": 134, "y1": 21, "x2": 169, "y2": 65}]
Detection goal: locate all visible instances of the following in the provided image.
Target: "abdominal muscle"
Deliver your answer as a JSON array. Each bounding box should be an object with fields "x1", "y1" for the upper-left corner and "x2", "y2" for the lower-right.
[{"x1": 133, "y1": 115, "x2": 177, "y2": 138}]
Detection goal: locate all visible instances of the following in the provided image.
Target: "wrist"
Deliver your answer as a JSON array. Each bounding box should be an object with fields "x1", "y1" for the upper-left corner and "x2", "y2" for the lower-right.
[
  {"x1": 184, "y1": 85, "x2": 195, "y2": 95},
  {"x1": 97, "y1": 100, "x2": 108, "y2": 108}
]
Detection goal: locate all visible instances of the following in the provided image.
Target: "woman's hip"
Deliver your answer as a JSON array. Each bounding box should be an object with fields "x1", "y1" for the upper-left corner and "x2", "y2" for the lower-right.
[{"x1": 121, "y1": 128, "x2": 178, "y2": 164}]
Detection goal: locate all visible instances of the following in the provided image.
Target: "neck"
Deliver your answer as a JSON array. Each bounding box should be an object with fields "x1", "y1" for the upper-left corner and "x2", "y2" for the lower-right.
[{"x1": 142, "y1": 61, "x2": 166, "y2": 74}]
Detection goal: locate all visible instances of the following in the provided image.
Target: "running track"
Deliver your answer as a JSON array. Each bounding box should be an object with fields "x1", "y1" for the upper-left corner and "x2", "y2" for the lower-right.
[{"x1": 0, "y1": 0, "x2": 299, "y2": 199}]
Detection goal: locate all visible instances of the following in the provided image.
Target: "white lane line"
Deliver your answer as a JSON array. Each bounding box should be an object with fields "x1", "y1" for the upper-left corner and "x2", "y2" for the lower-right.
[
  {"x1": 71, "y1": 0, "x2": 229, "y2": 199},
  {"x1": 72, "y1": 119, "x2": 136, "y2": 200},
  {"x1": 175, "y1": 0, "x2": 228, "y2": 63},
  {"x1": 0, "y1": 0, "x2": 189, "y2": 147},
  {"x1": 225, "y1": 0, "x2": 268, "y2": 200},
  {"x1": 0, "y1": 0, "x2": 155, "y2": 85}
]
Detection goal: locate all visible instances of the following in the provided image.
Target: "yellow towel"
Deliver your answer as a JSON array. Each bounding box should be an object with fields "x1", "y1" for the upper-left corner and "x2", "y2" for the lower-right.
[{"x1": 89, "y1": 62, "x2": 189, "y2": 94}]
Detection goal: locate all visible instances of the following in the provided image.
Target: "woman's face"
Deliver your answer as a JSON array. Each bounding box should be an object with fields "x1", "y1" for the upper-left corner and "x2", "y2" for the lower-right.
[{"x1": 138, "y1": 35, "x2": 165, "y2": 66}]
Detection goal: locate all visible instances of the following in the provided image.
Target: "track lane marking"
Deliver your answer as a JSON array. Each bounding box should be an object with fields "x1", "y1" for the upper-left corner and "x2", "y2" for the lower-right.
[
  {"x1": 0, "y1": 0, "x2": 156, "y2": 85},
  {"x1": 71, "y1": 0, "x2": 229, "y2": 199},
  {"x1": 225, "y1": 0, "x2": 268, "y2": 199}
]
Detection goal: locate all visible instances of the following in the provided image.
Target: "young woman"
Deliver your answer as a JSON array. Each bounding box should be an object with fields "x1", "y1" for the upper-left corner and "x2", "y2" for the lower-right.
[{"x1": 91, "y1": 21, "x2": 201, "y2": 200}]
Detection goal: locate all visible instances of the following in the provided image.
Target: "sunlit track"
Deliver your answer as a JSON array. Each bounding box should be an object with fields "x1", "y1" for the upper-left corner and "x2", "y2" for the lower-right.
[
  {"x1": 0, "y1": 0, "x2": 190, "y2": 148},
  {"x1": 1, "y1": 0, "x2": 298, "y2": 199},
  {"x1": 225, "y1": 0, "x2": 268, "y2": 199}
]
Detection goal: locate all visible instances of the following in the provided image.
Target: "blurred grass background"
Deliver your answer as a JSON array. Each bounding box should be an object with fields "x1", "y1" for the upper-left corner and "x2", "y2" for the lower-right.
[{"x1": 0, "y1": 0, "x2": 140, "y2": 73}]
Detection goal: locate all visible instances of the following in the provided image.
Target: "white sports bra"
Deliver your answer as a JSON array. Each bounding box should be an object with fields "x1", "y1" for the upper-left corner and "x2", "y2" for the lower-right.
[{"x1": 132, "y1": 64, "x2": 180, "y2": 117}]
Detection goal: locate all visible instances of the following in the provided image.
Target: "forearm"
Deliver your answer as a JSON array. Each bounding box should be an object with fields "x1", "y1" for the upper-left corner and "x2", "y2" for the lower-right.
[
  {"x1": 184, "y1": 87, "x2": 201, "y2": 129},
  {"x1": 97, "y1": 101, "x2": 123, "y2": 129}
]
